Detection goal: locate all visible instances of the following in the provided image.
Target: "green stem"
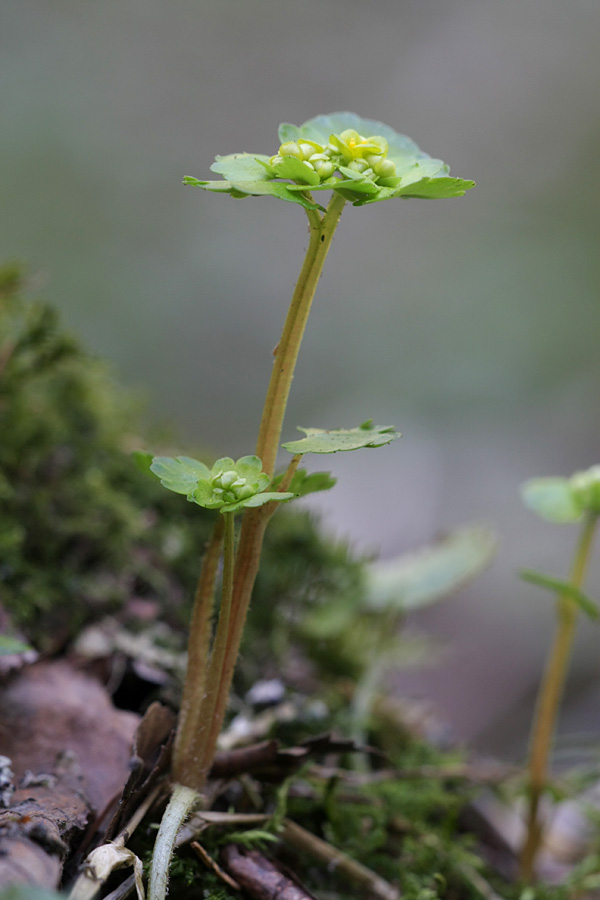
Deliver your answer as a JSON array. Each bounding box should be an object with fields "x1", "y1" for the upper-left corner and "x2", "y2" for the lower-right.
[
  {"x1": 520, "y1": 512, "x2": 598, "y2": 881},
  {"x1": 220, "y1": 191, "x2": 346, "y2": 709},
  {"x1": 256, "y1": 191, "x2": 346, "y2": 476},
  {"x1": 172, "y1": 517, "x2": 223, "y2": 786}
]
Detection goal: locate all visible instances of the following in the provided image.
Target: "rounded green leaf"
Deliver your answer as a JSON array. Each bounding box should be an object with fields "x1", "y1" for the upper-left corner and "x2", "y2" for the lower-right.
[
  {"x1": 211, "y1": 456, "x2": 236, "y2": 473},
  {"x1": 521, "y1": 477, "x2": 583, "y2": 524},
  {"x1": 210, "y1": 153, "x2": 274, "y2": 182},
  {"x1": 282, "y1": 421, "x2": 401, "y2": 455},
  {"x1": 365, "y1": 527, "x2": 497, "y2": 613},
  {"x1": 231, "y1": 455, "x2": 263, "y2": 479}
]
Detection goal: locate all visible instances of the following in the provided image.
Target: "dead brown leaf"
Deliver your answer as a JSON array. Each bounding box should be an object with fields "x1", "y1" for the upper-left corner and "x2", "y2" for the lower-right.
[{"x1": 0, "y1": 660, "x2": 139, "y2": 889}]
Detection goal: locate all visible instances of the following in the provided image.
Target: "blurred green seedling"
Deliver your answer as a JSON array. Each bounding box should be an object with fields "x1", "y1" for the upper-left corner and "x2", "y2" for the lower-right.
[
  {"x1": 519, "y1": 465, "x2": 600, "y2": 880},
  {"x1": 145, "y1": 112, "x2": 474, "y2": 900}
]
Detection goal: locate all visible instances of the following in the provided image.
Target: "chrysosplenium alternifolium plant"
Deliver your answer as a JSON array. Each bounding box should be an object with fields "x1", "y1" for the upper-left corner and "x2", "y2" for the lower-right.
[{"x1": 146, "y1": 113, "x2": 474, "y2": 900}]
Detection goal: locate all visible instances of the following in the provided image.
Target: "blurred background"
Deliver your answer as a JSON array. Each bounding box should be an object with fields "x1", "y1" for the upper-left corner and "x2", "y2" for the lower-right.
[{"x1": 2, "y1": 0, "x2": 599, "y2": 758}]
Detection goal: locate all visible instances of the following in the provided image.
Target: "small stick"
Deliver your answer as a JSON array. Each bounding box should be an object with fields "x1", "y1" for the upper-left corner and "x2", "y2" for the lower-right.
[
  {"x1": 191, "y1": 841, "x2": 241, "y2": 891},
  {"x1": 281, "y1": 818, "x2": 399, "y2": 900}
]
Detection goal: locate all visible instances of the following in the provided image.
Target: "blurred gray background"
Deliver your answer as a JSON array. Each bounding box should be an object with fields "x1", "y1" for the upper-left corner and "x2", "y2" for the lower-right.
[{"x1": 2, "y1": 0, "x2": 599, "y2": 757}]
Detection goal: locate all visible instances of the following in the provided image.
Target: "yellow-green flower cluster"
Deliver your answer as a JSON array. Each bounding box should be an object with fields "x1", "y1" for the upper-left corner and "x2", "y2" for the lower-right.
[
  {"x1": 270, "y1": 128, "x2": 397, "y2": 184},
  {"x1": 272, "y1": 138, "x2": 336, "y2": 181}
]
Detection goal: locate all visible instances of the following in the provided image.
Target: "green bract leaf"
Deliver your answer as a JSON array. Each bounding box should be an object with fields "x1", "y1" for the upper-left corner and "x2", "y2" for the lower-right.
[
  {"x1": 271, "y1": 468, "x2": 337, "y2": 497},
  {"x1": 521, "y1": 477, "x2": 583, "y2": 524},
  {"x1": 236, "y1": 491, "x2": 295, "y2": 511},
  {"x1": 150, "y1": 456, "x2": 211, "y2": 495},
  {"x1": 184, "y1": 112, "x2": 474, "y2": 209},
  {"x1": 183, "y1": 153, "x2": 321, "y2": 210},
  {"x1": 520, "y1": 569, "x2": 600, "y2": 620},
  {"x1": 365, "y1": 527, "x2": 497, "y2": 613},
  {"x1": 266, "y1": 154, "x2": 322, "y2": 186},
  {"x1": 281, "y1": 420, "x2": 401, "y2": 455}
]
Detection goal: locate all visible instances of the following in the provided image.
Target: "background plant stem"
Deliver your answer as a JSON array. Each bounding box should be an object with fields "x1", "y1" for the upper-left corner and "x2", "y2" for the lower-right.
[{"x1": 520, "y1": 512, "x2": 598, "y2": 881}]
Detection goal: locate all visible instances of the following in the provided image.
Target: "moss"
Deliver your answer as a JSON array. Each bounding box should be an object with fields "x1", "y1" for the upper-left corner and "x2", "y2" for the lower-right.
[{"x1": 0, "y1": 265, "x2": 217, "y2": 649}]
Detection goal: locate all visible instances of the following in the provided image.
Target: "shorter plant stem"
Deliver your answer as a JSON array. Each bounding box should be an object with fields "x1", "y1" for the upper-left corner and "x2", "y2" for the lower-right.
[
  {"x1": 255, "y1": 192, "x2": 346, "y2": 477},
  {"x1": 520, "y1": 512, "x2": 598, "y2": 881},
  {"x1": 173, "y1": 518, "x2": 223, "y2": 787},
  {"x1": 148, "y1": 783, "x2": 199, "y2": 900},
  {"x1": 195, "y1": 512, "x2": 237, "y2": 785}
]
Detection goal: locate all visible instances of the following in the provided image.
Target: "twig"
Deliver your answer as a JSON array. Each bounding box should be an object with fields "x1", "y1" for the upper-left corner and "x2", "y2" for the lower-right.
[
  {"x1": 281, "y1": 818, "x2": 399, "y2": 900},
  {"x1": 191, "y1": 841, "x2": 241, "y2": 891},
  {"x1": 309, "y1": 761, "x2": 518, "y2": 786},
  {"x1": 176, "y1": 811, "x2": 269, "y2": 847},
  {"x1": 103, "y1": 875, "x2": 136, "y2": 900}
]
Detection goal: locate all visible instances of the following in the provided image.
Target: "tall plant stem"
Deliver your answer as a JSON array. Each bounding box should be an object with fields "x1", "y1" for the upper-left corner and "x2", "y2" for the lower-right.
[
  {"x1": 256, "y1": 191, "x2": 346, "y2": 476},
  {"x1": 173, "y1": 190, "x2": 345, "y2": 792},
  {"x1": 219, "y1": 191, "x2": 346, "y2": 722},
  {"x1": 520, "y1": 512, "x2": 598, "y2": 881}
]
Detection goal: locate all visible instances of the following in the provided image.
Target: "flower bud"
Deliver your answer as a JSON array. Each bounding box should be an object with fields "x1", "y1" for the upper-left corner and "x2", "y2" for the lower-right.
[
  {"x1": 374, "y1": 158, "x2": 397, "y2": 178},
  {"x1": 219, "y1": 470, "x2": 240, "y2": 490},
  {"x1": 312, "y1": 159, "x2": 335, "y2": 179},
  {"x1": 233, "y1": 483, "x2": 255, "y2": 501},
  {"x1": 368, "y1": 136, "x2": 389, "y2": 156},
  {"x1": 347, "y1": 159, "x2": 369, "y2": 173},
  {"x1": 279, "y1": 142, "x2": 303, "y2": 160},
  {"x1": 298, "y1": 142, "x2": 317, "y2": 159}
]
